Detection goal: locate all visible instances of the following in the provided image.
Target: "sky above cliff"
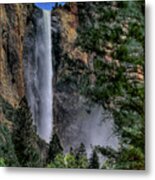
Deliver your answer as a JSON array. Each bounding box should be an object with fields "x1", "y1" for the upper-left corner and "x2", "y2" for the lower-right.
[{"x1": 35, "y1": 2, "x2": 65, "y2": 10}]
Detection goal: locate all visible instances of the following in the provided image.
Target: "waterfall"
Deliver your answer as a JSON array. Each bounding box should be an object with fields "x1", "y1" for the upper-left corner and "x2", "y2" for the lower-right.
[
  {"x1": 36, "y1": 10, "x2": 53, "y2": 143},
  {"x1": 24, "y1": 10, "x2": 53, "y2": 143}
]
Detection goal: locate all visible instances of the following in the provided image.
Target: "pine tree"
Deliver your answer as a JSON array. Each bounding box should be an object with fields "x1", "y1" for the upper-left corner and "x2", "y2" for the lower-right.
[
  {"x1": 75, "y1": 143, "x2": 87, "y2": 158},
  {"x1": 47, "y1": 133, "x2": 63, "y2": 163},
  {"x1": 89, "y1": 149, "x2": 99, "y2": 169},
  {"x1": 75, "y1": 143, "x2": 88, "y2": 168},
  {"x1": 12, "y1": 96, "x2": 42, "y2": 167}
]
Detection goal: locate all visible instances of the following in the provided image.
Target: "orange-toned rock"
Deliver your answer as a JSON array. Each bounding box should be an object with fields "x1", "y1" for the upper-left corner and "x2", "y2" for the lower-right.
[
  {"x1": 69, "y1": 48, "x2": 88, "y2": 64},
  {"x1": 56, "y1": 4, "x2": 88, "y2": 64},
  {"x1": 0, "y1": 4, "x2": 28, "y2": 107}
]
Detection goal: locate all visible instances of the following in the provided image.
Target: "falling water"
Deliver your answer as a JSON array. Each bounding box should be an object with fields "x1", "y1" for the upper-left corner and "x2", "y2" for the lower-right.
[
  {"x1": 36, "y1": 10, "x2": 53, "y2": 143},
  {"x1": 24, "y1": 10, "x2": 53, "y2": 143}
]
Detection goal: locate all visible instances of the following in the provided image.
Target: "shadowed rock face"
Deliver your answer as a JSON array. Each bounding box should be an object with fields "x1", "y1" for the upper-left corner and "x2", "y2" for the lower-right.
[{"x1": 0, "y1": 4, "x2": 29, "y2": 108}]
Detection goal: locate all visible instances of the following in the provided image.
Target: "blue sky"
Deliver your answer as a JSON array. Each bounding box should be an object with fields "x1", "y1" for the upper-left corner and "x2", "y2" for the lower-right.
[{"x1": 35, "y1": 2, "x2": 65, "y2": 10}]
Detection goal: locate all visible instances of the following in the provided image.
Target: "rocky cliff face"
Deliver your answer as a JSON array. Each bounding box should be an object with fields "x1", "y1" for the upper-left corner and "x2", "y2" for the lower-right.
[
  {"x1": 0, "y1": 4, "x2": 29, "y2": 108},
  {"x1": 56, "y1": 3, "x2": 88, "y2": 64},
  {"x1": 0, "y1": 3, "x2": 88, "y2": 107}
]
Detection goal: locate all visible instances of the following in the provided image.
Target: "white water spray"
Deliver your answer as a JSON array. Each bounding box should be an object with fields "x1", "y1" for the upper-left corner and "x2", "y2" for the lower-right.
[
  {"x1": 36, "y1": 10, "x2": 53, "y2": 143},
  {"x1": 24, "y1": 10, "x2": 53, "y2": 143}
]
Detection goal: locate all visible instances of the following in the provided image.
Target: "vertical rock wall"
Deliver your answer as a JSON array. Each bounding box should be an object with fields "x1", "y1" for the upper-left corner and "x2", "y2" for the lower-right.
[{"x1": 0, "y1": 4, "x2": 28, "y2": 108}]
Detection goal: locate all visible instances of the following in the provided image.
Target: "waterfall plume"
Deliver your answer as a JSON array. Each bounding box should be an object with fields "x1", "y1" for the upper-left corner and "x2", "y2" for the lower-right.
[
  {"x1": 37, "y1": 10, "x2": 53, "y2": 143},
  {"x1": 24, "y1": 10, "x2": 53, "y2": 143}
]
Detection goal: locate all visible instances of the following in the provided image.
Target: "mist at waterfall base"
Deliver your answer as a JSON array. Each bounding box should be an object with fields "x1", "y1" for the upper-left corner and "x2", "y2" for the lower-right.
[
  {"x1": 23, "y1": 8, "x2": 118, "y2": 155},
  {"x1": 55, "y1": 94, "x2": 119, "y2": 157}
]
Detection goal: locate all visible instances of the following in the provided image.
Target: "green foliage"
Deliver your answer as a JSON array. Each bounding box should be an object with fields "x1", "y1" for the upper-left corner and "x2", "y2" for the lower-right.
[
  {"x1": 89, "y1": 149, "x2": 100, "y2": 169},
  {"x1": 99, "y1": 145, "x2": 144, "y2": 170},
  {"x1": 56, "y1": 55, "x2": 87, "y2": 93},
  {"x1": 0, "y1": 158, "x2": 6, "y2": 167},
  {"x1": 12, "y1": 97, "x2": 43, "y2": 167},
  {"x1": 0, "y1": 95, "x2": 47, "y2": 167},
  {"x1": 47, "y1": 144, "x2": 88, "y2": 169},
  {"x1": 47, "y1": 152, "x2": 88, "y2": 169},
  {"x1": 47, "y1": 133, "x2": 63, "y2": 163},
  {"x1": 74, "y1": 143, "x2": 89, "y2": 168},
  {"x1": 64, "y1": 153, "x2": 77, "y2": 168},
  {"x1": 0, "y1": 96, "x2": 19, "y2": 166},
  {"x1": 77, "y1": 1, "x2": 145, "y2": 169},
  {"x1": 47, "y1": 154, "x2": 66, "y2": 168},
  {"x1": 0, "y1": 96, "x2": 16, "y2": 122},
  {"x1": 0, "y1": 124, "x2": 19, "y2": 167}
]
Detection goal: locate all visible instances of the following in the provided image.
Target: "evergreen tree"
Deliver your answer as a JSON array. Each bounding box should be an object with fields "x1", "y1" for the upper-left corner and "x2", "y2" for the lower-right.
[
  {"x1": 48, "y1": 143, "x2": 89, "y2": 169},
  {"x1": 89, "y1": 149, "x2": 100, "y2": 169},
  {"x1": 75, "y1": 143, "x2": 87, "y2": 158},
  {"x1": 69, "y1": 147, "x2": 74, "y2": 155},
  {"x1": 0, "y1": 158, "x2": 5, "y2": 167},
  {"x1": 64, "y1": 153, "x2": 77, "y2": 168},
  {"x1": 0, "y1": 123, "x2": 19, "y2": 167},
  {"x1": 12, "y1": 96, "x2": 42, "y2": 167},
  {"x1": 47, "y1": 154, "x2": 66, "y2": 168},
  {"x1": 75, "y1": 143, "x2": 88, "y2": 168},
  {"x1": 47, "y1": 133, "x2": 63, "y2": 163}
]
